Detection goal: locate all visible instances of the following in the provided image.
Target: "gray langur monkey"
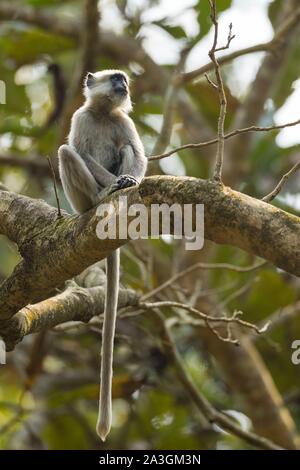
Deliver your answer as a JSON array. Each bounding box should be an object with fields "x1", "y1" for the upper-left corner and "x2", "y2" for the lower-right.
[{"x1": 58, "y1": 69, "x2": 147, "y2": 441}]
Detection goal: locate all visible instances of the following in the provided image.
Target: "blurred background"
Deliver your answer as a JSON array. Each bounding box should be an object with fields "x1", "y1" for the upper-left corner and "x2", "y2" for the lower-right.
[{"x1": 0, "y1": 0, "x2": 300, "y2": 450}]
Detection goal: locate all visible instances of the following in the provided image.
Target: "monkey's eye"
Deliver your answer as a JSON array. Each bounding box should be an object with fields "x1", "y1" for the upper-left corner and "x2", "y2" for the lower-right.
[{"x1": 111, "y1": 74, "x2": 127, "y2": 85}]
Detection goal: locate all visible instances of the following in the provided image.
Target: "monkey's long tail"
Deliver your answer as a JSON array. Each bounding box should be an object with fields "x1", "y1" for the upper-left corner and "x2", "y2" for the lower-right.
[{"x1": 96, "y1": 249, "x2": 120, "y2": 441}]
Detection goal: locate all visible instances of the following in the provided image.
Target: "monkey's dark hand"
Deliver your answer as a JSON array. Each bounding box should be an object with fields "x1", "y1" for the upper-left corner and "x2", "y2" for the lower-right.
[
  {"x1": 98, "y1": 175, "x2": 139, "y2": 201},
  {"x1": 117, "y1": 174, "x2": 138, "y2": 188},
  {"x1": 109, "y1": 175, "x2": 138, "y2": 194}
]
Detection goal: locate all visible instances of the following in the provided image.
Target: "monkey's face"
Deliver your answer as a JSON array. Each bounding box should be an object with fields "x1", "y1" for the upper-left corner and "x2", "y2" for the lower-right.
[
  {"x1": 84, "y1": 70, "x2": 132, "y2": 112},
  {"x1": 110, "y1": 73, "x2": 128, "y2": 97}
]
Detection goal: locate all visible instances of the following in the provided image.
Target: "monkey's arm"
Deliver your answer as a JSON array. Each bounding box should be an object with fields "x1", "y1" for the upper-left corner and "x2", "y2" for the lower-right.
[{"x1": 119, "y1": 144, "x2": 147, "y2": 181}]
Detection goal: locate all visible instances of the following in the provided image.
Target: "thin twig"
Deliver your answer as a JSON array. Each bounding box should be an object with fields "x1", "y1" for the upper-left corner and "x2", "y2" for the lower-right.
[
  {"x1": 47, "y1": 156, "x2": 62, "y2": 218},
  {"x1": 207, "y1": 0, "x2": 234, "y2": 182},
  {"x1": 179, "y1": 6, "x2": 300, "y2": 85},
  {"x1": 204, "y1": 73, "x2": 218, "y2": 89},
  {"x1": 262, "y1": 160, "x2": 300, "y2": 203},
  {"x1": 140, "y1": 300, "x2": 269, "y2": 341},
  {"x1": 149, "y1": 118, "x2": 300, "y2": 161},
  {"x1": 141, "y1": 260, "x2": 266, "y2": 301}
]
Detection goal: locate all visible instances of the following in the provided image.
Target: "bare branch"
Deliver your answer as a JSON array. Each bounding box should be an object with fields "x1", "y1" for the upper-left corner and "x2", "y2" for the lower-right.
[
  {"x1": 141, "y1": 260, "x2": 266, "y2": 301},
  {"x1": 206, "y1": 0, "x2": 232, "y2": 181},
  {"x1": 140, "y1": 300, "x2": 269, "y2": 342},
  {"x1": 149, "y1": 118, "x2": 300, "y2": 161},
  {"x1": 215, "y1": 22, "x2": 236, "y2": 52},
  {"x1": 1, "y1": 285, "x2": 138, "y2": 351},
  {"x1": 47, "y1": 156, "x2": 62, "y2": 218},
  {"x1": 262, "y1": 160, "x2": 300, "y2": 203},
  {"x1": 180, "y1": 5, "x2": 300, "y2": 85},
  {"x1": 204, "y1": 73, "x2": 218, "y2": 89},
  {"x1": 223, "y1": 0, "x2": 300, "y2": 185}
]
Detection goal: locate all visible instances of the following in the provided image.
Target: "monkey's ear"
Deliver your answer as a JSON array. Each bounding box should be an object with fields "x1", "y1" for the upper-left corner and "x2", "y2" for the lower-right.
[{"x1": 85, "y1": 72, "x2": 95, "y2": 88}]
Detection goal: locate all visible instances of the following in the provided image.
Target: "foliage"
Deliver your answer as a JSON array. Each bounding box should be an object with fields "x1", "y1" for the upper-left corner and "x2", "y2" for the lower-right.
[{"x1": 0, "y1": 0, "x2": 300, "y2": 451}]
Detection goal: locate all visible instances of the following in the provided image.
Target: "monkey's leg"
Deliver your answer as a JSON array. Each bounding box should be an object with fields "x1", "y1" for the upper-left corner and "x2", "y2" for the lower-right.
[
  {"x1": 83, "y1": 153, "x2": 116, "y2": 187},
  {"x1": 96, "y1": 249, "x2": 120, "y2": 441},
  {"x1": 58, "y1": 144, "x2": 100, "y2": 213}
]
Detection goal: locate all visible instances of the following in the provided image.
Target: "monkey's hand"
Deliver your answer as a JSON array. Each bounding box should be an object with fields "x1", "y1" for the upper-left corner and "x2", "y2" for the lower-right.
[
  {"x1": 116, "y1": 174, "x2": 138, "y2": 189},
  {"x1": 108, "y1": 174, "x2": 138, "y2": 194},
  {"x1": 97, "y1": 175, "x2": 139, "y2": 202}
]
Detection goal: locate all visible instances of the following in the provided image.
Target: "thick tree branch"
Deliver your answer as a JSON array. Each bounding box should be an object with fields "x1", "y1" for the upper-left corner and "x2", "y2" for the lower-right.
[
  {"x1": 0, "y1": 176, "x2": 300, "y2": 325},
  {"x1": 1, "y1": 285, "x2": 138, "y2": 351}
]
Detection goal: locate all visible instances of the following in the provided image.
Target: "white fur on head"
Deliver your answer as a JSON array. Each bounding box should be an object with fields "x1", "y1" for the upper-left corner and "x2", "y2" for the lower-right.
[{"x1": 84, "y1": 70, "x2": 132, "y2": 113}]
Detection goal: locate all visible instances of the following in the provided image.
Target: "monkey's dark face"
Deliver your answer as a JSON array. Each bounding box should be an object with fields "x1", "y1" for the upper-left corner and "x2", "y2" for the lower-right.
[
  {"x1": 84, "y1": 70, "x2": 132, "y2": 112},
  {"x1": 110, "y1": 73, "x2": 128, "y2": 97}
]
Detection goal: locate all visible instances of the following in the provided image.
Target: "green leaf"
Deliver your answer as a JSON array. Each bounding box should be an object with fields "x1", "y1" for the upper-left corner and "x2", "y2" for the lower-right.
[
  {"x1": 268, "y1": 0, "x2": 282, "y2": 26},
  {"x1": 186, "y1": 79, "x2": 239, "y2": 130},
  {"x1": 272, "y1": 40, "x2": 300, "y2": 108},
  {"x1": 24, "y1": 0, "x2": 66, "y2": 6},
  {"x1": 152, "y1": 21, "x2": 187, "y2": 39},
  {"x1": 0, "y1": 27, "x2": 75, "y2": 65}
]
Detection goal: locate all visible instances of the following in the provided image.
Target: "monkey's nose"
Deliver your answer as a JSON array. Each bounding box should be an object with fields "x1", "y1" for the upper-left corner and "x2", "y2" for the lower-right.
[{"x1": 114, "y1": 84, "x2": 127, "y2": 95}]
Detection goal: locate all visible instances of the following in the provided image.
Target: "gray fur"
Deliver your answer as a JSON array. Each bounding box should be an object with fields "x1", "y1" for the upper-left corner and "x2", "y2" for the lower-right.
[{"x1": 58, "y1": 70, "x2": 147, "y2": 441}]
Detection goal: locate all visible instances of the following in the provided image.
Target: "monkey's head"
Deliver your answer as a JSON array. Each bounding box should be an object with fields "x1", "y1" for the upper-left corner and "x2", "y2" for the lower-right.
[{"x1": 84, "y1": 70, "x2": 132, "y2": 112}]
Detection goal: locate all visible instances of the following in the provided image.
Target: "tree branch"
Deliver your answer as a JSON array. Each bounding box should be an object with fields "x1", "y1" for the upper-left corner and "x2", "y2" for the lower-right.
[
  {"x1": 0, "y1": 176, "x2": 300, "y2": 326},
  {"x1": 223, "y1": 0, "x2": 300, "y2": 185},
  {"x1": 262, "y1": 160, "x2": 300, "y2": 202},
  {"x1": 206, "y1": 0, "x2": 233, "y2": 182},
  {"x1": 180, "y1": 4, "x2": 300, "y2": 85},
  {"x1": 1, "y1": 285, "x2": 138, "y2": 351},
  {"x1": 149, "y1": 118, "x2": 300, "y2": 161}
]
